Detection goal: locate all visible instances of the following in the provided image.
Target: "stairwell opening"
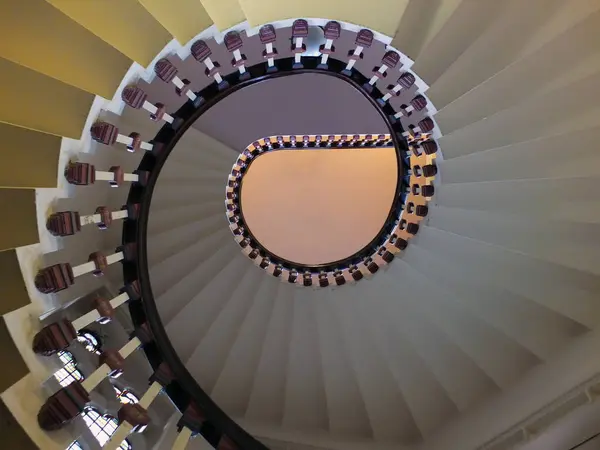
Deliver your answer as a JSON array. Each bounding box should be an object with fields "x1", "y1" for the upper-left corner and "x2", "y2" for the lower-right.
[{"x1": 239, "y1": 145, "x2": 398, "y2": 265}]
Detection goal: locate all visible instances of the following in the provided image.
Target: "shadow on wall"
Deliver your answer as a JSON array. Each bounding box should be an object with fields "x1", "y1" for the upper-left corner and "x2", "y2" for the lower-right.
[{"x1": 192, "y1": 73, "x2": 389, "y2": 150}]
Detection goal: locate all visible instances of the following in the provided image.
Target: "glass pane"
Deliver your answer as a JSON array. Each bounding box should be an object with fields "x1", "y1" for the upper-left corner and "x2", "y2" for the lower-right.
[
  {"x1": 54, "y1": 369, "x2": 68, "y2": 381},
  {"x1": 96, "y1": 431, "x2": 110, "y2": 446},
  {"x1": 89, "y1": 423, "x2": 102, "y2": 436},
  {"x1": 58, "y1": 351, "x2": 73, "y2": 364},
  {"x1": 55, "y1": 369, "x2": 75, "y2": 387},
  {"x1": 81, "y1": 407, "x2": 123, "y2": 446},
  {"x1": 105, "y1": 419, "x2": 118, "y2": 433},
  {"x1": 85, "y1": 408, "x2": 100, "y2": 420},
  {"x1": 66, "y1": 440, "x2": 83, "y2": 450},
  {"x1": 54, "y1": 350, "x2": 84, "y2": 387}
]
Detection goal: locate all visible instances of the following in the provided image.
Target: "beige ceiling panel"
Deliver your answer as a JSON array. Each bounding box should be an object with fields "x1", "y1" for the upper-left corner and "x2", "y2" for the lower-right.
[
  {"x1": 200, "y1": 0, "x2": 246, "y2": 30},
  {"x1": 0, "y1": 251, "x2": 31, "y2": 316},
  {"x1": 0, "y1": 124, "x2": 61, "y2": 189},
  {"x1": 0, "y1": 57, "x2": 94, "y2": 139},
  {"x1": 0, "y1": 0, "x2": 131, "y2": 98},
  {"x1": 47, "y1": 0, "x2": 170, "y2": 67},
  {"x1": 140, "y1": 0, "x2": 214, "y2": 44},
  {"x1": 238, "y1": 0, "x2": 410, "y2": 36},
  {"x1": 392, "y1": 0, "x2": 465, "y2": 59},
  {"x1": 0, "y1": 189, "x2": 38, "y2": 251}
]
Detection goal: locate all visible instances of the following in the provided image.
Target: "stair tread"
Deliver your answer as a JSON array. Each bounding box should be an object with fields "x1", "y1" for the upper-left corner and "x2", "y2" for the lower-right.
[
  {"x1": 210, "y1": 276, "x2": 280, "y2": 416},
  {"x1": 435, "y1": 176, "x2": 600, "y2": 223},
  {"x1": 245, "y1": 283, "x2": 295, "y2": 425},
  {"x1": 282, "y1": 289, "x2": 329, "y2": 432},
  {"x1": 427, "y1": 204, "x2": 600, "y2": 275},
  {"x1": 416, "y1": 225, "x2": 600, "y2": 328},
  {"x1": 370, "y1": 268, "x2": 500, "y2": 411},
  {"x1": 388, "y1": 259, "x2": 541, "y2": 388},
  {"x1": 329, "y1": 286, "x2": 421, "y2": 441},
  {"x1": 313, "y1": 292, "x2": 373, "y2": 438},
  {"x1": 165, "y1": 252, "x2": 250, "y2": 361},
  {"x1": 427, "y1": 0, "x2": 564, "y2": 109},
  {"x1": 438, "y1": 70, "x2": 600, "y2": 159},
  {"x1": 150, "y1": 228, "x2": 232, "y2": 299},
  {"x1": 405, "y1": 242, "x2": 588, "y2": 360},
  {"x1": 147, "y1": 213, "x2": 228, "y2": 272},
  {"x1": 347, "y1": 279, "x2": 459, "y2": 437},
  {"x1": 186, "y1": 265, "x2": 265, "y2": 393}
]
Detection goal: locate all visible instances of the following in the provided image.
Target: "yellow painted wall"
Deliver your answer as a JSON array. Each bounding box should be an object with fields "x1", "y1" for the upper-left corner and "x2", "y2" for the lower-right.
[
  {"x1": 0, "y1": 399, "x2": 36, "y2": 450},
  {"x1": 0, "y1": 124, "x2": 61, "y2": 189},
  {"x1": 47, "y1": 0, "x2": 171, "y2": 67},
  {"x1": 0, "y1": 251, "x2": 31, "y2": 316},
  {"x1": 0, "y1": 0, "x2": 131, "y2": 98},
  {"x1": 0, "y1": 57, "x2": 94, "y2": 138},
  {"x1": 0, "y1": 319, "x2": 29, "y2": 393},
  {"x1": 141, "y1": 0, "x2": 213, "y2": 44},
  {"x1": 238, "y1": 0, "x2": 410, "y2": 36},
  {"x1": 200, "y1": 0, "x2": 246, "y2": 30},
  {"x1": 0, "y1": 189, "x2": 38, "y2": 252}
]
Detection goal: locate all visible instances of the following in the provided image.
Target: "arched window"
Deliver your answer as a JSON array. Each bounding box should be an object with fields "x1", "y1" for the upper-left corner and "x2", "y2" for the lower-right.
[
  {"x1": 77, "y1": 330, "x2": 102, "y2": 355},
  {"x1": 67, "y1": 409, "x2": 132, "y2": 449},
  {"x1": 82, "y1": 407, "x2": 119, "y2": 446},
  {"x1": 54, "y1": 351, "x2": 84, "y2": 387},
  {"x1": 113, "y1": 385, "x2": 139, "y2": 405}
]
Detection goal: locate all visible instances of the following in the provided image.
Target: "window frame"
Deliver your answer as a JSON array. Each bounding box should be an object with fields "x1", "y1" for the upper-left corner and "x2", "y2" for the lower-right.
[{"x1": 54, "y1": 351, "x2": 84, "y2": 387}]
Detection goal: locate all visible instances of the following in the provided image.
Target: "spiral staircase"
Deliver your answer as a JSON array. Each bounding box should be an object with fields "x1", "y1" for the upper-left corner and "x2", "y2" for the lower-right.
[{"x1": 3, "y1": 1, "x2": 600, "y2": 450}]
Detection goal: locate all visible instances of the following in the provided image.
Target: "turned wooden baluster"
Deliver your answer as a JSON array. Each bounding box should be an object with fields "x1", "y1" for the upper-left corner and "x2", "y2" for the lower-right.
[
  {"x1": 318, "y1": 21, "x2": 341, "y2": 69},
  {"x1": 32, "y1": 281, "x2": 141, "y2": 356},
  {"x1": 65, "y1": 161, "x2": 149, "y2": 188},
  {"x1": 105, "y1": 362, "x2": 174, "y2": 449},
  {"x1": 154, "y1": 58, "x2": 204, "y2": 107},
  {"x1": 47, "y1": 204, "x2": 139, "y2": 237},
  {"x1": 90, "y1": 121, "x2": 159, "y2": 153},
  {"x1": 342, "y1": 29, "x2": 373, "y2": 76},
  {"x1": 291, "y1": 19, "x2": 309, "y2": 69},
  {"x1": 37, "y1": 323, "x2": 154, "y2": 431},
  {"x1": 191, "y1": 39, "x2": 228, "y2": 90},
  {"x1": 34, "y1": 244, "x2": 136, "y2": 294}
]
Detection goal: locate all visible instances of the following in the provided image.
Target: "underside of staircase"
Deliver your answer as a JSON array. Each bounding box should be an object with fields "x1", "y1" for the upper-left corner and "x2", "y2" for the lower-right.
[{"x1": 2, "y1": 1, "x2": 600, "y2": 450}]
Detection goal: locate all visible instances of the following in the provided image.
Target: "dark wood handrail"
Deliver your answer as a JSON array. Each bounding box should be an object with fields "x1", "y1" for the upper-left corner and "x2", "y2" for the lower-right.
[{"x1": 122, "y1": 55, "x2": 408, "y2": 449}]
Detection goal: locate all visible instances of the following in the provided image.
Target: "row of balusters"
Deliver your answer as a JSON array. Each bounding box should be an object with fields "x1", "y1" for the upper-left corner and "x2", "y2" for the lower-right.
[
  {"x1": 224, "y1": 132, "x2": 438, "y2": 286},
  {"x1": 31, "y1": 19, "x2": 440, "y2": 449},
  {"x1": 34, "y1": 191, "x2": 241, "y2": 446},
  {"x1": 112, "y1": 20, "x2": 435, "y2": 135},
  {"x1": 33, "y1": 285, "x2": 242, "y2": 450},
  {"x1": 37, "y1": 19, "x2": 439, "y2": 290}
]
